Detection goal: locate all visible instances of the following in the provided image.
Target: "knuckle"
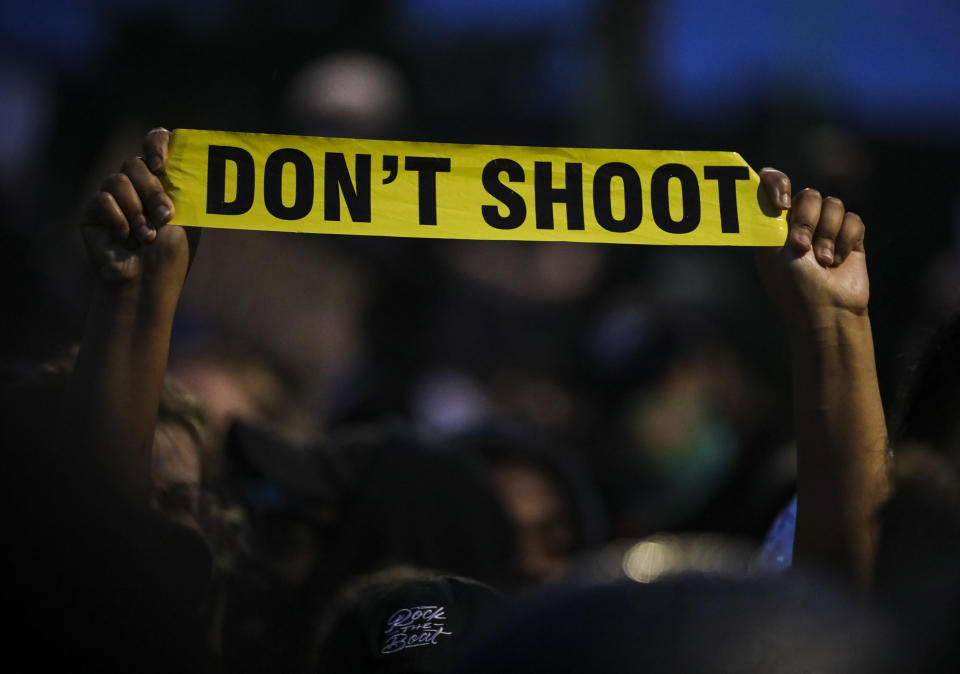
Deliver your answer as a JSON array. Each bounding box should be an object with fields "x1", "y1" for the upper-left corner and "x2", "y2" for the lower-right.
[
  {"x1": 121, "y1": 156, "x2": 143, "y2": 174},
  {"x1": 104, "y1": 172, "x2": 130, "y2": 191},
  {"x1": 845, "y1": 211, "x2": 864, "y2": 227},
  {"x1": 144, "y1": 182, "x2": 167, "y2": 202},
  {"x1": 822, "y1": 196, "x2": 844, "y2": 211},
  {"x1": 94, "y1": 190, "x2": 113, "y2": 209},
  {"x1": 102, "y1": 260, "x2": 131, "y2": 282},
  {"x1": 798, "y1": 187, "x2": 821, "y2": 201},
  {"x1": 788, "y1": 211, "x2": 816, "y2": 229}
]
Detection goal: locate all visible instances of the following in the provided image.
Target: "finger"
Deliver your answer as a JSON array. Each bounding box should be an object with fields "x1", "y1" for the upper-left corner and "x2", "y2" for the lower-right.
[
  {"x1": 759, "y1": 167, "x2": 792, "y2": 210},
  {"x1": 122, "y1": 156, "x2": 174, "y2": 228},
  {"x1": 84, "y1": 190, "x2": 130, "y2": 241},
  {"x1": 102, "y1": 172, "x2": 153, "y2": 242},
  {"x1": 812, "y1": 196, "x2": 845, "y2": 266},
  {"x1": 786, "y1": 188, "x2": 822, "y2": 254},
  {"x1": 835, "y1": 211, "x2": 866, "y2": 263},
  {"x1": 143, "y1": 127, "x2": 170, "y2": 174}
]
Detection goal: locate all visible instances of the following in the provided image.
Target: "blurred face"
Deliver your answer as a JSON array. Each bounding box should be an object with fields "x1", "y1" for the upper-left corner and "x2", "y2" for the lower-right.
[
  {"x1": 490, "y1": 463, "x2": 575, "y2": 583},
  {"x1": 172, "y1": 362, "x2": 262, "y2": 440}
]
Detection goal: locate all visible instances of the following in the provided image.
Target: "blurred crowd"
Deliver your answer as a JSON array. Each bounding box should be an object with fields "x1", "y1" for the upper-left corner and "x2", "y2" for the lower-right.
[{"x1": 3, "y1": 1, "x2": 960, "y2": 672}]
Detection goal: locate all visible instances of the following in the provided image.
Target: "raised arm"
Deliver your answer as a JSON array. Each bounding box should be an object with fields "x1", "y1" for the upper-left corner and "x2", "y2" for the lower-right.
[
  {"x1": 756, "y1": 170, "x2": 889, "y2": 586},
  {"x1": 65, "y1": 128, "x2": 198, "y2": 505}
]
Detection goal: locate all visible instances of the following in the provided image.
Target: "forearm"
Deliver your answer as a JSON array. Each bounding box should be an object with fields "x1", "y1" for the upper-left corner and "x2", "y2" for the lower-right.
[
  {"x1": 790, "y1": 308, "x2": 890, "y2": 585},
  {"x1": 65, "y1": 269, "x2": 187, "y2": 505}
]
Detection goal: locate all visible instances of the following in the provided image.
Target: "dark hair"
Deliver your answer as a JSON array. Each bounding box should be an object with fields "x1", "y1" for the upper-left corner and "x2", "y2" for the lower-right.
[
  {"x1": 874, "y1": 446, "x2": 960, "y2": 671},
  {"x1": 0, "y1": 357, "x2": 213, "y2": 671},
  {"x1": 223, "y1": 422, "x2": 519, "y2": 590},
  {"x1": 450, "y1": 422, "x2": 605, "y2": 552},
  {"x1": 893, "y1": 314, "x2": 960, "y2": 453},
  {"x1": 327, "y1": 433, "x2": 519, "y2": 591}
]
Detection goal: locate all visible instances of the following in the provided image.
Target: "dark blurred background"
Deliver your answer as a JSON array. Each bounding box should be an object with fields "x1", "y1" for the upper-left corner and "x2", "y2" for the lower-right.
[{"x1": 3, "y1": 0, "x2": 960, "y2": 544}]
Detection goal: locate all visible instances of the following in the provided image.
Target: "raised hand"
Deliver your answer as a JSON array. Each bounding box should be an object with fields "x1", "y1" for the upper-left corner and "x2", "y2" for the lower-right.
[
  {"x1": 80, "y1": 128, "x2": 196, "y2": 284},
  {"x1": 752, "y1": 167, "x2": 888, "y2": 586},
  {"x1": 68, "y1": 128, "x2": 199, "y2": 505},
  {"x1": 754, "y1": 168, "x2": 868, "y2": 324}
]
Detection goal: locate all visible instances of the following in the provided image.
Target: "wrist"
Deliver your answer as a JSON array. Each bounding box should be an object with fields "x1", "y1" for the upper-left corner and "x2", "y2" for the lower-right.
[
  {"x1": 783, "y1": 303, "x2": 870, "y2": 340},
  {"x1": 788, "y1": 307, "x2": 875, "y2": 367}
]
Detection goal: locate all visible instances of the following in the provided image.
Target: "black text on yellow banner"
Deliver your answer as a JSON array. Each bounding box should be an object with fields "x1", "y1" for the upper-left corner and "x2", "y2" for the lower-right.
[{"x1": 166, "y1": 129, "x2": 787, "y2": 246}]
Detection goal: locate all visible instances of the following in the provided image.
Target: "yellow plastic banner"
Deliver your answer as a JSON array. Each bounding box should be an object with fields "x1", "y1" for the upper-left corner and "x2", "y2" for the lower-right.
[{"x1": 166, "y1": 128, "x2": 786, "y2": 246}]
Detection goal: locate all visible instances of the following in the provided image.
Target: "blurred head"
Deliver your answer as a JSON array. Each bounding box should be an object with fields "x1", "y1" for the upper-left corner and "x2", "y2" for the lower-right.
[
  {"x1": 893, "y1": 314, "x2": 960, "y2": 456},
  {"x1": 328, "y1": 431, "x2": 520, "y2": 591},
  {"x1": 453, "y1": 575, "x2": 904, "y2": 674},
  {"x1": 151, "y1": 377, "x2": 207, "y2": 529},
  {"x1": 585, "y1": 295, "x2": 747, "y2": 533},
  {"x1": 874, "y1": 444, "x2": 960, "y2": 670},
  {"x1": 489, "y1": 461, "x2": 574, "y2": 582},
  {"x1": 453, "y1": 425, "x2": 603, "y2": 585},
  {"x1": 222, "y1": 422, "x2": 519, "y2": 592},
  {"x1": 171, "y1": 340, "x2": 313, "y2": 477},
  {"x1": 222, "y1": 421, "x2": 341, "y2": 588},
  {"x1": 218, "y1": 425, "x2": 518, "y2": 674},
  {"x1": 284, "y1": 52, "x2": 410, "y2": 137},
  {"x1": 313, "y1": 566, "x2": 505, "y2": 674}
]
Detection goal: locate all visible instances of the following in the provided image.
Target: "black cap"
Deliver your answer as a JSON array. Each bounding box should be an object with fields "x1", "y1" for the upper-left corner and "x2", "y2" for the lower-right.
[{"x1": 316, "y1": 571, "x2": 506, "y2": 674}]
